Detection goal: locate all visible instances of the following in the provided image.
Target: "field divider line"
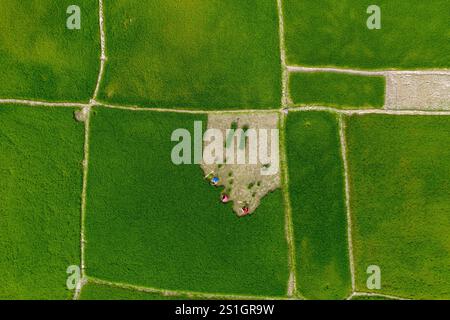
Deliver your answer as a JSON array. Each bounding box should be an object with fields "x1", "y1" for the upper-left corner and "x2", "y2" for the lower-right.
[
  {"x1": 79, "y1": 106, "x2": 92, "y2": 283},
  {"x1": 279, "y1": 113, "x2": 300, "y2": 299},
  {"x1": 287, "y1": 65, "x2": 450, "y2": 76},
  {"x1": 276, "y1": 0, "x2": 290, "y2": 108},
  {"x1": 73, "y1": 276, "x2": 88, "y2": 300},
  {"x1": 288, "y1": 106, "x2": 450, "y2": 116},
  {"x1": 92, "y1": 0, "x2": 107, "y2": 100},
  {"x1": 339, "y1": 114, "x2": 356, "y2": 293},
  {"x1": 0, "y1": 99, "x2": 88, "y2": 108},
  {"x1": 2, "y1": 99, "x2": 450, "y2": 116},
  {"x1": 98, "y1": 102, "x2": 280, "y2": 114},
  {"x1": 87, "y1": 276, "x2": 293, "y2": 300},
  {"x1": 351, "y1": 291, "x2": 411, "y2": 301}
]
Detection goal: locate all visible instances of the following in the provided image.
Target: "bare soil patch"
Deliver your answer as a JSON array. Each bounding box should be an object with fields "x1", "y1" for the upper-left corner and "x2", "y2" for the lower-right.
[
  {"x1": 201, "y1": 113, "x2": 281, "y2": 216},
  {"x1": 386, "y1": 74, "x2": 450, "y2": 110}
]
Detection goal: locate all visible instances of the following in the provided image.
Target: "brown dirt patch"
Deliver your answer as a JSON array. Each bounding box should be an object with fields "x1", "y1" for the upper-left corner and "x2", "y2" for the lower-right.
[{"x1": 201, "y1": 113, "x2": 281, "y2": 216}]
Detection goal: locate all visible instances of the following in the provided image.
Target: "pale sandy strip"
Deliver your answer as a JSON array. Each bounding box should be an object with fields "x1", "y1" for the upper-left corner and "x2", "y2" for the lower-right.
[
  {"x1": 339, "y1": 115, "x2": 356, "y2": 292},
  {"x1": 288, "y1": 106, "x2": 450, "y2": 116},
  {"x1": 73, "y1": 108, "x2": 92, "y2": 300},
  {"x1": 276, "y1": 0, "x2": 290, "y2": 107},
  {"x1": 80, "y1": 107, "x2": 92, "y2": 280},
  {"x1": 87, "y1": 277, "x2": 293, "y2": 300},
  {"x1": 349, "y1": 291, "x2": 410, "y2": 300},
  {"x1": 279, "y1": 114, "x2": 299, "y2": 298},
  {"x1": 99, "y1": 102, "x2": 278, "y2": 114},
  {"x1": 92, "y1": 0, "x2": 107, "y2": 99},
  {"x1": 287, "y1": 65, "x2": 450, "y2": 76},
  {"x1": 73, "y1": 277, "x2": 88, "y2": 300},
  {"x1": 2, "y1": 99, "x2": 450, "y2": 116},
  {"x1": 0, "y1": 99, "x2": 87, "y2": 108}
]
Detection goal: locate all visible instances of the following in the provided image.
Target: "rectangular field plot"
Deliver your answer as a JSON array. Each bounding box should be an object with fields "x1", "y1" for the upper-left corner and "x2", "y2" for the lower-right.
[
  {"x1": 85, "y1": 108, "x2": 289, "y2": 296},
  {"x1": 0, "y1": 1, "x2": 99, "y2": 102},
  {"x1": 289, "y1": 72, "x2": 385, "y2": 109},
  {"x1": 0, "y1": 106, "x2": 84, "y2": 299},
  {"x1": 98, "y1": 0, "x2": 281, "y2": 109},
  {"x1": 347, "y1": 115, "x2": 450, "y2": 299},
  {"x1": 286, "y1": 112, "x2": 351, "y2": 299},
  {"x1": 80, "y1": 282, "x2": 186, "y2": 300},
  {"x1": 283, "y1": 0, "x2": 450, "y2": 69}
]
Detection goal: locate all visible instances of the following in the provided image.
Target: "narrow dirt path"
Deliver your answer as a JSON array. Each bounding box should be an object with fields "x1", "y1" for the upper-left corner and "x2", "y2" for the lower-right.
[
  {"x1": 276, "y1": 0, "x2": 290, "y2": 107},
  {"x1": 287, "y1": 65, "x2": 450, "y2": 76},
  {"x1": 92, "y1": 0, "x2": 107, "y2": 100},
  {"x1": 350, "y1": 291, "x2": 410, "y2": 300},
  {"x1": 87, "y1": 277, "x2": 291, "y2": 300},
  {"x1": 339, "y1": 115, "x2": 356, "y2": 292}
]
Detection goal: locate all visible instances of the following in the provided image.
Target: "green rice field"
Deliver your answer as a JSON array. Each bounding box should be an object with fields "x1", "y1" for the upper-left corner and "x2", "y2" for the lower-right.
[
  {"x1": 283, "y1": 0, "x2": 450, "y2": 69},
  {"x1": 1, "y1": 1, "x2": 449, "y2": 301},
  {"x1": 98, "y1": 0, "x2": 282, "y2": 109},
  {"x1": 0, "y1": 106, "x2": 83, "y2": 299},
  {"x1": 84, "y1": 108, "x2": 289, "y2": 296},
  {"x1": 347, "y1": 115, "x2": 450, "y2": 299},
  {"x1": 289, "y1": 72, "x2": 385, "y2": 109},
  {"x1": 286, "y1": 111, "x2": 351, "y2": 299},
  {"x1": 0, "y1": 1, "x2": 99, "y2": 102}
]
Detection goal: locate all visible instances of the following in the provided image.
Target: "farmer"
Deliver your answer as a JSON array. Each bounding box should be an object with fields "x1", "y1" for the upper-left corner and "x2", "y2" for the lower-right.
[
  {"x1": 211, "y1": 176, "x2": 219, "y2": 186},
  {"x1": 221, "y1": 194, "x2": 230, "y2": 203}
]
